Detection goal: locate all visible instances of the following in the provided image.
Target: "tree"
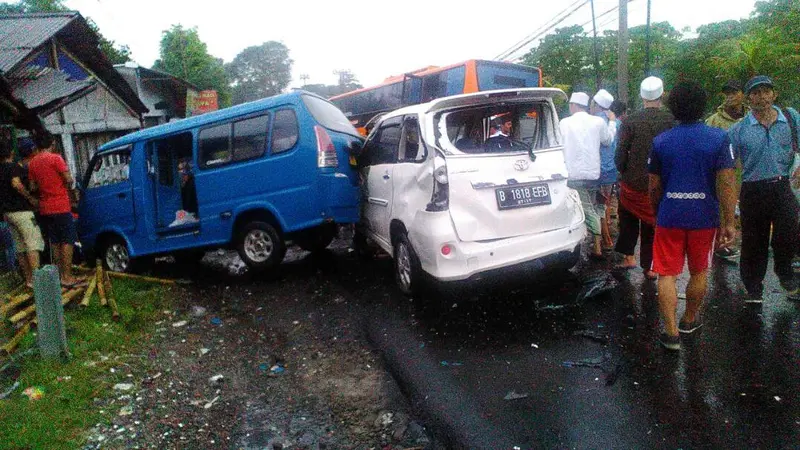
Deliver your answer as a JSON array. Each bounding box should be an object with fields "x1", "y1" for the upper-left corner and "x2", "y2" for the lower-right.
[
  {"x1": 0, "y1": 0, "x2": 131, "y2": 63},
  {"x1": 152, "y1": 25, "x2": 230, "y2": 107},
  {"x1": 521, "y1": 25, "x2": 591, "y2": 93},
  {"x1": 225, "y1": 41, "x2": 293, "y2": 105},
  {"x1": 301, "y1": 71, "x2": 363, "y2": 98}
]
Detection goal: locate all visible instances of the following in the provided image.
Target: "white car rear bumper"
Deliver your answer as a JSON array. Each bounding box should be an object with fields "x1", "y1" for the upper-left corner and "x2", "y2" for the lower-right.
[{"x1": 408, "y1": 210, "x2": 586, "y2": 282}]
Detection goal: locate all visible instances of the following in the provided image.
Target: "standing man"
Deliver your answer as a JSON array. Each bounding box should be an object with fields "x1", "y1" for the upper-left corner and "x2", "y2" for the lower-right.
[
  {"x1": 706, "y1": 80, "x2": 748, "y2": 130},
  {"x1": 706, "y1": 80, "x2": 748, "y2": 261},
  {"x1": 591, "y1": 90, "x2": 619, "y2": 251},
  {"x1": 560, "y1": 92, "x2": 617, "y2": 259},
  {"x1": 648, "y1": 81, "x2": 737, "y2": 350},
  {"x1": 27, "y1": 133, "x2": 83, "y2": 287},
  {"x1": 615, "y1": 76, "x2": 675, "y2": 279},
  {"x1": 0, "y1": 140, "x2": 44, "y2": 288},
  {"x1": 729, "y1": 76, "x2": 800, "y2": 302}
]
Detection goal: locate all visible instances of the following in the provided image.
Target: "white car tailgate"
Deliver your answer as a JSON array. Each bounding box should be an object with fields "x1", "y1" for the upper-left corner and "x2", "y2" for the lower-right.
[{"x1": 446, "y1": 149, "x2": 574, "y2": 242}]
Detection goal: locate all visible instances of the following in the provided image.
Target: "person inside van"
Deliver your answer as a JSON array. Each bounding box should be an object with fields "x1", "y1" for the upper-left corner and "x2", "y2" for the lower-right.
[{"x1": 179, "y1": 159, "x2": 198, "y2": 214}]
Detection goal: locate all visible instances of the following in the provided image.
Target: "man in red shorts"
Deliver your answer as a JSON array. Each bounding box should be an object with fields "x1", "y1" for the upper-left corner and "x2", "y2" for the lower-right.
[
  {"x1": 648, "y1": 81, "x2": 737, "y2": 351},
  {"x1": 28, "y1": 133, "x2": 83, "y2": 287}
]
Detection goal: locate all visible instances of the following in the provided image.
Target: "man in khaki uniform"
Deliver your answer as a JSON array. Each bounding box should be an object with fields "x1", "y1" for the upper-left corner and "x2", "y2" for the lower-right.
[
  {"x1": 706, "y1": 80, "x2": 748, "y2": 131},
  {"x1": 705, "y1": 80, "x2": 748, "y2": 261}
]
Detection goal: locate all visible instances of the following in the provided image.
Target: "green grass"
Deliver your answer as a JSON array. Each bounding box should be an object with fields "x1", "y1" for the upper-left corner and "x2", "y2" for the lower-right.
[{"x1": 0, "y1": 277, "x2": 173, "y2": 449}]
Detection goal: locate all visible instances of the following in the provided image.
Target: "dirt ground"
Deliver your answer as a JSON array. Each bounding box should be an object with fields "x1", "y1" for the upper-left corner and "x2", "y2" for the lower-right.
[{"x1": 83, "y1": 246, "x2": 438, "y2": 449}]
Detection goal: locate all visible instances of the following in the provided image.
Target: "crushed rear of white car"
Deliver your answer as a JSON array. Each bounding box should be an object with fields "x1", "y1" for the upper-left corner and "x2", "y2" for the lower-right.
[{"x1": 356, "y1": 89, "x2": 586, "y2": 295}]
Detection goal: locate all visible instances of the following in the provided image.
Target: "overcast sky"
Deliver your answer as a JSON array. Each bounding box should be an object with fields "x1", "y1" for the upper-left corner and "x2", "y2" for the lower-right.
[{"x1": 64, "y1": 0, "x2": 757, "y2": 88}]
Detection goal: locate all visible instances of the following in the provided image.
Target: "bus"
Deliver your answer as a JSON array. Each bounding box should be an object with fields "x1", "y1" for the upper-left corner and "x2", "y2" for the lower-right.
[{"x1": 329, "y1": 59, "x2": 543, "y2": 133}]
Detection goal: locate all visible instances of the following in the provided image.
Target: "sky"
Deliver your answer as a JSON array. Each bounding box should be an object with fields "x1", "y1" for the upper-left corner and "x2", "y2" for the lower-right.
[{"x1": 64, "y1": 0, "x2": 758, "y2": 89}]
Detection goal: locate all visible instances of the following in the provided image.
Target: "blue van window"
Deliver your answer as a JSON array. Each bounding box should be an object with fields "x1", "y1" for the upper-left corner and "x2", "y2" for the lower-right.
[
  {"x1": 199, "y1": 123, "x2": 232, "y2": 167},
  {"x1": 271, "y1": 109, "x2": 299, "y2": 154},
  {"x1": 88, "y1": 150, "x2": 131, "y2": 188},
  {"x1": 232, "y1": 114, "x2": 269, "y2": 161}
]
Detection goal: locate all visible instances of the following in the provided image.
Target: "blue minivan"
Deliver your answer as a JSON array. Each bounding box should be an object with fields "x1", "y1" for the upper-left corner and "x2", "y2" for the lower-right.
[{"x1": 78, "y1": 91, "x2": 363, "y2": 272}]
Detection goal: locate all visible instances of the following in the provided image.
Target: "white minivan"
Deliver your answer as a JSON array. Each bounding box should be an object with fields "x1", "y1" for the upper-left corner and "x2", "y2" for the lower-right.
[{"x1": 355, "y1": 88, "x2": 586, "y2": 294}]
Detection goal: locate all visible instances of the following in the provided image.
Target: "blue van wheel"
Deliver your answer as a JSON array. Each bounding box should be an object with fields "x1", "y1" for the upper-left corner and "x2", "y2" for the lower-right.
[
  {"x1": 236, "y1": 221, "x2": 285, "y2": 271},
  {"x1": 100, "y1": 236, "x2": 146, "y2": 273}
]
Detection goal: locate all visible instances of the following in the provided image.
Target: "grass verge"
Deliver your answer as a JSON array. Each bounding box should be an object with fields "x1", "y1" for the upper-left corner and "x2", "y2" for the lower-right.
[{"x1": 0, "y1": 277, "x2": 173, "y2": 449}]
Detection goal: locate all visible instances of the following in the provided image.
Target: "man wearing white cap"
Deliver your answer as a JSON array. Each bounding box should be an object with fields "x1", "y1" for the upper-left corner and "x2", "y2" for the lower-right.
[
  {"x1": 591, "y1": 89, "x2": 618, "y2": 251},
  {"x1": 560, "y1": 91, "x2": 617, "y2": 259},
  {"x1": 615, "y1": 76, "x2": 675, "y2": 279}
]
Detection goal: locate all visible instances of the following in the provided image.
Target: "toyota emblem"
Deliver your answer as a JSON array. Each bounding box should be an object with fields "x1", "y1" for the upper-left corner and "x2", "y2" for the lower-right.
[{"x1": 513, "y1": 160, "x2": 529, "y2": 171}]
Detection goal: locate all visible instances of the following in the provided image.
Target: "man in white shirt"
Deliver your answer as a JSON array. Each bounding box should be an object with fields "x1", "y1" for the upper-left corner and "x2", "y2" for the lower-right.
[{"x1": 559, "y1": 91, "x2": 617, "y2": 259}]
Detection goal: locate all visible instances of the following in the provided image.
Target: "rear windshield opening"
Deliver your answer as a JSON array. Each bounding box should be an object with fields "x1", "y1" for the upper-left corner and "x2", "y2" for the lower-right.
[
  {"x1": 434, "y1": 101, "x2": 560, "y2": 155},
  {"x1": 301, "y1": 94, "x2": 361, "y2": 137}
]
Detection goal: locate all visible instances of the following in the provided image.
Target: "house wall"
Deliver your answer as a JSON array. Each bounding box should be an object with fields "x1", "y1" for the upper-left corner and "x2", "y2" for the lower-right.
[{"x1": 42, "y1": 84, "x2": 140, "y2": 176}]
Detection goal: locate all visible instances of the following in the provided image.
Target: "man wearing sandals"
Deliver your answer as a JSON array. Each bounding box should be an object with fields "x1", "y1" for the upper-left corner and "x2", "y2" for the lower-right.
[
  {"x1": 27, "y1": 133, "x2": 83, "y2": 287},
  {"x1": 615, "y1": 76, "x2": 676, "y2": 279},
  {"x1": 648, "y1": 81, "x2": 737, "y2": 351},
  {"x1": 0, "y1": 140, "x2": 43, "y2": 288}
]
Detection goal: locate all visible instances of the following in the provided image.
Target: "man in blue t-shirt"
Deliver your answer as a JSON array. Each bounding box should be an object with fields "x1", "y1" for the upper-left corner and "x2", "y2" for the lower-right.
[
  {"x1": 728, "y1": 75, "x2": 800, "y2": 303},
  {"x1": 648, "y1": 81, "x2": 738, "y2": 351}
]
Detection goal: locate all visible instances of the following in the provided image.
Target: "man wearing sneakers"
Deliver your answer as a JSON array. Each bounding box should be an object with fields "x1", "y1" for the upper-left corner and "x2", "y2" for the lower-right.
[
  {"x1": 648, "y1": 81, "x2": 737, "y2": 350},
  {"x1": 728, "y1": 76, "x2": 800, "y2": 302}
]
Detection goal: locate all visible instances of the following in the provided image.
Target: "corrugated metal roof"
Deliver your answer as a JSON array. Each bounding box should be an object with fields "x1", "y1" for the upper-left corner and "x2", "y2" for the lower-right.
[
  {"x1": 12, "y1": 66, "x2": 93, "y2": 109},
  {"x1": 0, "y1": 13, "x2": 78, "y2": 73}
]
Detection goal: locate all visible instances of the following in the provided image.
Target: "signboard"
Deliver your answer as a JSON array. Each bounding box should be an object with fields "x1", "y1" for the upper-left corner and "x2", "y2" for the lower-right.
[{"x1": 186, "y1": 90, "x2": 219, "y2": 116}]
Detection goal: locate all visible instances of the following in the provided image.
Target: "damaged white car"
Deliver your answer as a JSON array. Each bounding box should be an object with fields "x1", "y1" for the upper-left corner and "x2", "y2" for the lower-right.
[{"x1": 354, "y1": 89, "x2": 586, "y2": 295}]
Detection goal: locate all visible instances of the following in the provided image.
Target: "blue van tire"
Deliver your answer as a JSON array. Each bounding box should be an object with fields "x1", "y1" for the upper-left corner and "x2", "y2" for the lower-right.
[
  {"x1": 236, "y1": 221, "x2": 285, "y2": 271},
  {"x1": 294, "y1": 224, "x2": 337, "y2": 253},
  {"x1": 100, "y1": 236, "x2": 147, "y2": 274}
]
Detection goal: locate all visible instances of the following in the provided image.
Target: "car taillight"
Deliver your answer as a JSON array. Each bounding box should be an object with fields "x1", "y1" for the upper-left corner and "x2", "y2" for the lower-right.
[
  {"x1": 426, "y1": 155, "x2": 449, "y2": 212},
  {"x1": 315, "y1": 125, "x2": 338, "y2": 168}
]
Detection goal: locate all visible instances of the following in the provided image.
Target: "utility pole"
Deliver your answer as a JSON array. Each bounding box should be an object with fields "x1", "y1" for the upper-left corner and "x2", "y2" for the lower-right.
[
  {"x1": 590, "y1": 0, "x2": 602, "y2": 91},
  {"x1": 299, "y1": 74, "x2": 309, "y2": 86},
  {"x1": 618, "y1": 0, "x2": 629, "y2": 105},
  {"x1": 644, "y1": 0, "x2": 652, "y2": 76}
]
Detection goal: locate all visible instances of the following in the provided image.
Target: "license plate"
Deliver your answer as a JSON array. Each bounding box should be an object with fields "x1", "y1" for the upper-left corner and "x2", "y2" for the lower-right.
[{"x1": 495, "y1": 183, "x2": 551, "y2": 210}]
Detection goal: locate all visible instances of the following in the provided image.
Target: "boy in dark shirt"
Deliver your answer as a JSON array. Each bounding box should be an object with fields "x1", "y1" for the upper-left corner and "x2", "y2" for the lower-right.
[{"x1": 0, "y1": 140, "x2": 43, "y2": 287}]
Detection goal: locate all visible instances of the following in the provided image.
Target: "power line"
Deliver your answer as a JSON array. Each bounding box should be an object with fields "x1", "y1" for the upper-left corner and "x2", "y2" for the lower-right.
[
  {"x1": 495, "y1": 0, "x2": 585, "y2": 60},
  {"x1": 495, "y1": 0, "x2": 590, "y2": 60},
  {"x1": 578, "y1": 0, "x2": 634, "y2": 29}
]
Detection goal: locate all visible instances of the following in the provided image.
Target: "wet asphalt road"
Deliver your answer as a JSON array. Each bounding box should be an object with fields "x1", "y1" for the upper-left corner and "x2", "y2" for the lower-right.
[{"x1": 177, "y1": 243, "x2": 800, "y2": 449}]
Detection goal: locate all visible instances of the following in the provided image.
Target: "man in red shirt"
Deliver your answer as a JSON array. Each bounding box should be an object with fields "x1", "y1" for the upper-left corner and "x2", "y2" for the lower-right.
[{"x1": 28, "y1": 133, "x2": 83, "y2": 287}]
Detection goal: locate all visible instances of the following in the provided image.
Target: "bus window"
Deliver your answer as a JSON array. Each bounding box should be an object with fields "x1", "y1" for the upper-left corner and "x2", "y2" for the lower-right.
[
  {"x1": 402, "y1": 76, "x2": 422, "y2": 105},
  {"x1": 476, "y1": 60, "x2": 541, "y2": 91},
  {"x1": 421, "y1": 65, "x2": 466, "y2": 102}
]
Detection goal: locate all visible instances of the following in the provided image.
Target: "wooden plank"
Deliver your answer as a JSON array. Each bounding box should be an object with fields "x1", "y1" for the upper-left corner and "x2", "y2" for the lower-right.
[
  {"x1": 104, "y1": 272, "x2": 120, "y2": 321},
  {"x1": 0, "y1": 322, "x2": 31, "y2": 356},
  {"x1": 80, "y1": 277, "x2": 97, "y2": 307},
  {"x1": 107, "y1": 271, "x2": 176, "y2": 284},
  {"x1": 9, "y1": 288, "x2": 82, "y2": 324},
  {"x1": 96, "y1": 263, "x2": 107, "y2": 306},
  {"x1": 0, "y1": 293, "x2": 32, "y2": 317}
]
